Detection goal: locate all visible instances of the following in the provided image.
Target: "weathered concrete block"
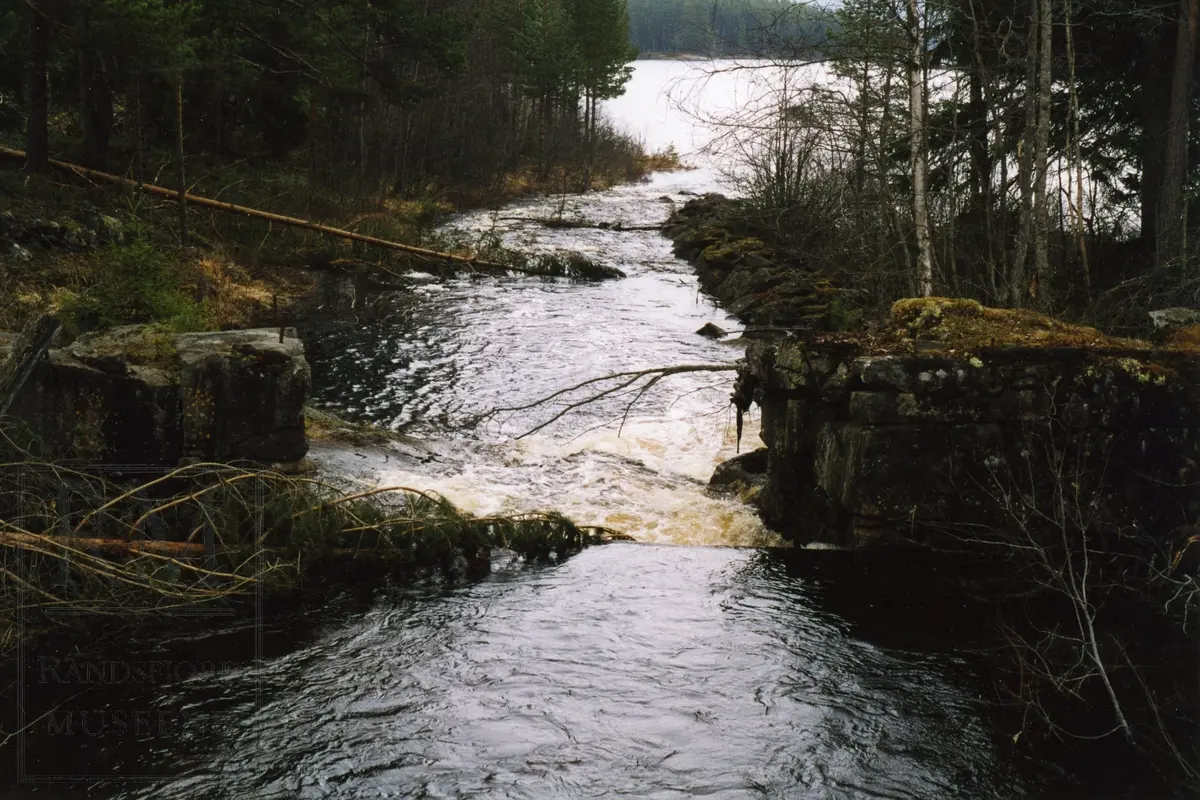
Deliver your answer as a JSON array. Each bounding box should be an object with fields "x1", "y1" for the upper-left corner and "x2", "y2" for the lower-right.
[
  {"x1": 2, "y1": 325, "x2": 310, "y2": 466},
  {"x1": 177, "y1": 329, "x2": 310, "y2": 464},
  {"x1": 726, "y1": 299, "x2": 1200, "y2": 547}
]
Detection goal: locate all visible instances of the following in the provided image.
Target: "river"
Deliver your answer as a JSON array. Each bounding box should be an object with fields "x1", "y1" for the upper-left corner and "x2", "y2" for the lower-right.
[
  {"x1": 301, "y1": 60, "x2": 778, "y2": 548},
  {"x1": 2, "y1": 61, "x2": 1150, "y2": 798}
]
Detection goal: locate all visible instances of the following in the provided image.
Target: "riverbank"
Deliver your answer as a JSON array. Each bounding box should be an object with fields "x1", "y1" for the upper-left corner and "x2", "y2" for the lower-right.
[
  {"x1": 633, "y1": 52, "x2": 715, "y2": 61},
  {"x1": 663, "y1": 193, "x2": 857, "y2": 334},
  {"x1": 0, "y1": 134, "x2": 684, "y2": 334},
  {"x1": 664, "y1": 193, "x2": 1200, "y2": 785}
]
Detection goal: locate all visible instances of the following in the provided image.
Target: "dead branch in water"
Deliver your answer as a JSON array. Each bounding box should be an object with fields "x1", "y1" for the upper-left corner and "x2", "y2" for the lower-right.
[
  {"x1": 484, "y1": 364, "x2": 736, "y2": 439},
  {"x1": 495, "y1": 216, "x2": 662, "y2": 232}
]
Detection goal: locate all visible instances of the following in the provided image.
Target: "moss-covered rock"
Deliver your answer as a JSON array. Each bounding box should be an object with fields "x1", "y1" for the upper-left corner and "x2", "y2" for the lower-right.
[{"x1": 888, "y1": 297, "x2": 1145, "y2": 352}]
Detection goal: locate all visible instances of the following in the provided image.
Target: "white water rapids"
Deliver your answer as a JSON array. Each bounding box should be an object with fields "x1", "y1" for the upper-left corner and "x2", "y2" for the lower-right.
[{"x1": 305, "y1": 61, "x2": 792, "y2": 547}]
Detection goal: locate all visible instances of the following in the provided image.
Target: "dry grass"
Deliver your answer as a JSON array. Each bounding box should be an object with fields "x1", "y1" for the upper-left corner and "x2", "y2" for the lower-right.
[
  {"x1": 639, "y1": 145, "x2": 692, "y2": 173},
  {"x1": 0, "y1": 246, "x2": 314, "y2": 336}
]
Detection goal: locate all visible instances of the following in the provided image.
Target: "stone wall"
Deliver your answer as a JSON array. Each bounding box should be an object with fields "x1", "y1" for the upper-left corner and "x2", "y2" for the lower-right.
[
  {"x1": 733, "y1": 299, "x2": 1200, "y2": 548},
  {"x1": 663, "y1": 194, "x2": 850, "y2": 331},
  {"x1": 1, "y1": 325, "x2": 310, "y2": 466}
]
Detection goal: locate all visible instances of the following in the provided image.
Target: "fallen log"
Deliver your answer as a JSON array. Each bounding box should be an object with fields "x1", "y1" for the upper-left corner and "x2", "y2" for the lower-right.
[
  {"x1": 0, "y1": 531, "x2": 453, "y2": 561},
  {"x1": 0, "y1": 531, "x2": 206, "y2": 558},
  {"x1": 0, "y1": 147, "x2": 521, "y2": 272},
  {"x1": 0, "y1": 314, "x2": 60, "y2": 417}
]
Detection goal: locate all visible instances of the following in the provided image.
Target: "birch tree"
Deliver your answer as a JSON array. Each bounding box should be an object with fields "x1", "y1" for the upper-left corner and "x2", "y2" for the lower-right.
[
  {"x1": 1158, "y1": 0, "x2": 1198, "y2": 280},
  {"x1": 1031, "y1": 0, "x2": 1052, "y2": 307},
  {"x1": 906, "y1": 0, "x2": 934, "y2": 296},
  {"x1": 1010, "y1": 0, "x2": 1038, "y2": 307}
]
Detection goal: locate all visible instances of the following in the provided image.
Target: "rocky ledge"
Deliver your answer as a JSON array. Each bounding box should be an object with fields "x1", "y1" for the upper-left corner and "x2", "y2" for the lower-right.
[
  {"x1": 1, "y1": 325, "x2": 310, "y2": 466},
  {"x1": 0, "y1": 209, "x2": 128, "y2": 262},
  {"x1": 732, "y1": 298, "x2": 1200, "y2": 549},
  {"x1": 662, "y1": 194, "x2": 853, "y2": 332}
]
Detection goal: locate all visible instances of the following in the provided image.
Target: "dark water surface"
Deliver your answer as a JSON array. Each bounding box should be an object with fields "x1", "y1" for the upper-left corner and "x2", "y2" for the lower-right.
[{"x1": 13, "y1": 547, "x2": 1055, "y2": 799}]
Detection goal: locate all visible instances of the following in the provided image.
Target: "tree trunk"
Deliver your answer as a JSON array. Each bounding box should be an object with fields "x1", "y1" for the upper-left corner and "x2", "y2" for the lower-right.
[
  {"x1": 967, "y1": 69, "x2": 988, "y2": 212},
  {"x1": 76, "y1": 8, "x2": 112, "y2": 171},
  {"x1": 907, "y1": 0, "x2": 934, "y2": 297},
  {"x1": 1065, "y1": 0, "x2": 1091, "y2": 301},
  {"x1": 24, "y1": 0, "x2": 50, "y2": 174},
  {"x1": 1011, "y1": 0, "x2": 1039, "y2": 308},
  {"x1": 965, "y1": 0, "x2": 1000, "y2": 299},
  {"x1": 582, "y1": 87, "x2": 593, "y2": 191},
  {"x1": 1158, "y1": 0, "x2": 1198, "y2": 278},
  {"x1": 134, "y1": 67, "x2": 145, "y2": 184},
  {"x1": 1032, "y1": 0, "x2": 1053, "y2": 307},
  {"x1": 174, "y1": 76, "x2": 189, "y2": 246},
  {"x1": 1140, "y1": 26, "x2": 1173, "y2": 247}
]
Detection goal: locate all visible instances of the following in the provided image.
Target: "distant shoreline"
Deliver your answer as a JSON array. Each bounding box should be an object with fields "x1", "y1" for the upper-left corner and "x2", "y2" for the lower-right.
[{"x1": 635, "y1": 52, "x2": 714, "y2": 61}]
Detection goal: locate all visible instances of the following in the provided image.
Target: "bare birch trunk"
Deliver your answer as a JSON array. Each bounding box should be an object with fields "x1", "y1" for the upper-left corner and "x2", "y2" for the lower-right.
[
  {"x1": 1032, "y1": 0, "x2": 1053, "y2": 307},
  {"x1": 907, "y1": 0, "x2": 934, "y2": 297},
  {"x1": 1011, "y1": 0, "x2": 1039, "y2": 307},
  {"x1": 1065, "y1": 0, "x2": 1091, "y2": 300}
]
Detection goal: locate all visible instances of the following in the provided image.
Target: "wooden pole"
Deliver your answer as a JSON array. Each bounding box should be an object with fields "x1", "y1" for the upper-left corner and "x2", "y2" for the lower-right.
[{"x1": 0, "y1": 531, "x2": 433, "y2": 561}]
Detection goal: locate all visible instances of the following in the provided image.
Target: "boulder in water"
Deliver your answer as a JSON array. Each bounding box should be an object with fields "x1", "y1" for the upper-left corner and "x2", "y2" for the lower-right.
[
  {"x1": 696, "y1": 322, "x2": 728, "y2": 338},
  {"x1": 709, "y1": 447, "x2": 769, "y2": 498}
]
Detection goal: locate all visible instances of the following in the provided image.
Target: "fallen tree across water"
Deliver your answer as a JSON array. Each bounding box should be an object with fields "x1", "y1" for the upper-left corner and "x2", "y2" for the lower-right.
[
  {"x1": 0, "y1": 148, "x2": 622, "y2": 281},
  {"x1": 0, "y1": 147, "x2": 509, "y2": 269}
]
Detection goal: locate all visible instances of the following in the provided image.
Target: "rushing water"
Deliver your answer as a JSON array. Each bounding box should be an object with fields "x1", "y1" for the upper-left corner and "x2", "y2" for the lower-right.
[
  {"x1": 1, "y1": 61, "x2": 1145, "y2": 797},
  {"x1": 301, "y1": 61, "x2": 780, "y2": 547}
]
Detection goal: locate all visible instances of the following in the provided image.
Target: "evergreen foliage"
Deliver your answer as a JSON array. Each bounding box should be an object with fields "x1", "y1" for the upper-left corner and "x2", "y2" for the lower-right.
[
  {"x1": 0, "y1": 0, "x2": 639, "y2": 198},
  {"x1": 626, "y1": 0, "x2": 830, "y2": 56}
]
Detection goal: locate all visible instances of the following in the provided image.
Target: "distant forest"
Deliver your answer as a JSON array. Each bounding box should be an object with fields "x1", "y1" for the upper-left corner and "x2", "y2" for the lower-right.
[{"x1": 627, "y1": 0, "x2": 832, "y2": 56}]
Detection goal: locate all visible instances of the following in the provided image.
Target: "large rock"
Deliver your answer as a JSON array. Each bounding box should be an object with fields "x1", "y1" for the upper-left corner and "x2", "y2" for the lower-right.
[
  {"x1": 708, "y1": 447, "x2": 769, "y2": 497},
  {"x1": 1149, "y1": 307, "x2": 1200, "y2": 332},
  {"x1": 177, "y1": 329, "x2": 310, "y2": 463},
  {"x1": 2, "y1": 325, "x2": 310, "y2": 466},
  {"x1": 734, "y1": 298, "x2": 1200, "y2": 548}
]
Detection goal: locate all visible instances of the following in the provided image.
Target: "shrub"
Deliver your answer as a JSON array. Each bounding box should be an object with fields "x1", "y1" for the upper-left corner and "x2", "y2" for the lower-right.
[{"x1": 59, "y1": 240, "x2": 212, "y2": 335}]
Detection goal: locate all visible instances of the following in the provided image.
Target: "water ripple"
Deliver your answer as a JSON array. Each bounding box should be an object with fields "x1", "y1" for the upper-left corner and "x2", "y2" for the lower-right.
[{"x1": 113, "y1": 546, "x2": 1025, "y2": 799}]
